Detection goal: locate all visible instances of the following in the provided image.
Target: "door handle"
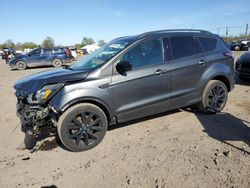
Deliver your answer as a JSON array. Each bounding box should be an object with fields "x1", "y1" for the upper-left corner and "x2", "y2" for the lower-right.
[
  {"x1": 154, "y1": 69, "x2": 166, "y2": 75},
  {"x1": 198, "y1": 60, "x2": 206, "y2": 66}
]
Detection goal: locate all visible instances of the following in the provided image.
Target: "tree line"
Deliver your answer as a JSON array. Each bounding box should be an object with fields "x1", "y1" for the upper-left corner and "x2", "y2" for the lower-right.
[
  {"x1": 222, "y1": 33, "x2": 250, "y2": 42},
  {"x1": 0, "y1": 36, "x2": 107, "y2": 50},
  {"x1": 1, "y1": 33, "x2": 249, "y2": 50}
]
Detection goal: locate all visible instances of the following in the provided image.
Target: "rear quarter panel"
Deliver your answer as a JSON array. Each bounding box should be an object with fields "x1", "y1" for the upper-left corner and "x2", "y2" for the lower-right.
[{"x1": 199, "y1": 52, "x2": 235, "y2": 94}]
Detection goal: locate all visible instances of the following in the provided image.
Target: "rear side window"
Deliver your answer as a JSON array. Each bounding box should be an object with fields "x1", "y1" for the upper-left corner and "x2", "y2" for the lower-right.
[
  {"x1": 53, "y1": 48, "x2": 63, "y2": 52},
  {"x1": 170, "y1": 36, "x2": 199, "y2": 59},
  {"x1": 43, "y1": 49, "x2": 53, "y2": 54},
  {"x1": 198, "y1": 37, "x2": 217, "y2": 52}
]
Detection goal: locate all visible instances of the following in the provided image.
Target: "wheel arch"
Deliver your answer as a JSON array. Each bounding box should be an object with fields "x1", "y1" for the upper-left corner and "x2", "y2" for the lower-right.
[
  {"x1": 211, "y1": 75, "x2": 231, "y2": 92},
  {"x1": 59, "y1": 97, "x2": 114, "y2": 124},
  {"x1": 15, "y1": 59, "x2": 27, "y2": 65},
  {"x1": 200, "y1": 62, "x2": 234, "y2": 93},
  {"x1": 51, "y1": 57, "x2": 63, "y2": 63}
]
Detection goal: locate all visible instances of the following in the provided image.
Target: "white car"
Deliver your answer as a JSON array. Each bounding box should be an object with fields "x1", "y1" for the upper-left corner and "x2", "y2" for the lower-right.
[
  {"x1": 69, "y1": 48, "x2": 77, "y2": 59},
  {"x1": 81, "y1": 44, "x2": 100, "y2": 54}
]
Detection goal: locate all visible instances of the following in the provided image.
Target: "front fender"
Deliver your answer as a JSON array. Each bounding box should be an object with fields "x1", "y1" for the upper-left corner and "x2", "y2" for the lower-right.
[{"x1": 49, "y1": 79, "x2": 113, "y2": 117}]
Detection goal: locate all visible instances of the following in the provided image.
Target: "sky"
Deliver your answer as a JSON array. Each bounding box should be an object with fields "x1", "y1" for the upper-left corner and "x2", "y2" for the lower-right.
[{"x1": 0, "y1": 0, "x2": 249, "y2": 46}]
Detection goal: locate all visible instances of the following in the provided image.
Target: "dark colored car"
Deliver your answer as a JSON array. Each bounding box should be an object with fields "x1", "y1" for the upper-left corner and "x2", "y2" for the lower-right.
[
  {"x1": 235, "y1": 52, "x2": 250, "y2": 79},
  {"x1": 81, "y1": 48, "x2": 89, "y2": 55},
  {"x1": 227, "y1": 41, "x2": 248, "y2": 51},
  {"x1": 9, "y1": 47, "x2": 71, "y2": 70},
  {"x1": 14, "y1": 29, "x2": 235, "y2": 152},
  {"x1": 1, "y1": 48, "x2": 16, "y2": 63}
]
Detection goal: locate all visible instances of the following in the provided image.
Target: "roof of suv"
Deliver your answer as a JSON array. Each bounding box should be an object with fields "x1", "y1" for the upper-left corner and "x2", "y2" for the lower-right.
[
  {"x1": 138, "y1": 29, "x2": 212, "y2": 38},
  {"x1": 115, "y1": 29, "x2": 217, "y2": 42}
]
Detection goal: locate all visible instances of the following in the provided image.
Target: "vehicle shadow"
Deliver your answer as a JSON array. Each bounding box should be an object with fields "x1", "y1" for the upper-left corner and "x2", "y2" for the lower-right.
[
  {"x1": 184, "y1": 108, "x2": 250, "y2": 154},
  {"x1": 108, "y1": 109, "x2": 181, "y2": 131}
]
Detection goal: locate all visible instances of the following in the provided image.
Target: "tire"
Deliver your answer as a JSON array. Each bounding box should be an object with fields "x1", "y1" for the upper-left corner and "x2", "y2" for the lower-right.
[
  {"x1": 16, "y1": 61, "x2": 27, "y2": 70},
  {"x1": 24, "y1": 130, "x2": 37, "y2": 150},
  {"x1": 57, "y1": 103, "x2": 108, "y2": 152},
  {"x1": 197, "y1": 80, "x2": 228, "y2": 114},
  {"x1": 52, "y1": 58, "x2": 63, "y2": 68},
  {"x1": 234, "y1": 46, "x2": 240, "y2": 51}
]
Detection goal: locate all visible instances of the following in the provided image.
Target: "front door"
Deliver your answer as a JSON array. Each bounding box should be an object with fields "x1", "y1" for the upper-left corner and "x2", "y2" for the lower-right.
[
  {"x1": 27, "y1": 48, "x2": 43, "y2": 67},
  {"x1": 111, "y1": 38, "x2": 171, "y2": 122}
]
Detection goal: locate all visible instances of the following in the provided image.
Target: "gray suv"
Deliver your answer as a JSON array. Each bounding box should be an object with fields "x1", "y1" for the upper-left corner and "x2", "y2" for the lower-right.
[{"x1": 14, "y1": 29, "x2": 235, "y2": 152}]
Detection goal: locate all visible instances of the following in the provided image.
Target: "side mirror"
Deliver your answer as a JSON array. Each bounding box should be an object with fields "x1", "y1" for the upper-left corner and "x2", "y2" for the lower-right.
[{"x1": 116, "y1": 61, "x2": 132, "y2": 75}]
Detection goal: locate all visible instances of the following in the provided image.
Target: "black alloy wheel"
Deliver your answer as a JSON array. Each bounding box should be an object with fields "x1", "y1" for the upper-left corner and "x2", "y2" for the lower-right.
[
  {"x1": 57, "y1": 103, "x2": 108, "y2": 152},
  {"x1": 207, "y1": 85, "x2": 227, "y2": 112},
  {"x1": 198, "y1": 80, "x2": 228, "y2": 114}
]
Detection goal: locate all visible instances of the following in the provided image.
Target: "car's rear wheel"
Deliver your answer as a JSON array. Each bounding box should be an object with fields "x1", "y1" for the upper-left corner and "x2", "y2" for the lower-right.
[
  {"x1": 16, "y1": 61, "x2": 27, "y2": 70},
  {"x1": 198, "y1": 80, "x2": 228, "y2": 114},
  {"x1": 57, "y1": 103, "x2": 108, "y2": 152},
  {"x1": 52, "y1": 58, "x2": 63, "y2": 68}
]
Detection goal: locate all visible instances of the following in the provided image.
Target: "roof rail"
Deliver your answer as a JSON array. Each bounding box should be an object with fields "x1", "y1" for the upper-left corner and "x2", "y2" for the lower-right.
[{"x1": 138, "y1": 29, "x2": 212, "y2": 38}]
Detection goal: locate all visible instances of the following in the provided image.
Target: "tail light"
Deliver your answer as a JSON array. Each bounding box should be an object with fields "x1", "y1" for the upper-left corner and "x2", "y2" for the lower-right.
[{"x1": 223, "y1": 51, "x2": 234, "y2": 58}]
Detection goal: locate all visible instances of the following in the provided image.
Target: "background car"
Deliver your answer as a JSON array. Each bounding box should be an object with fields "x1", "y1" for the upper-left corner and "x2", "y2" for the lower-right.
[
  {"x1": 81, "y1": 44, "x2": 100, "y2": 54},
  {"x1": 68, "y1": 47, "x2": 78, "y2": 60},
  {"x1": 8, "y1": 47, "x2": 71, "y2": 70},
  {"x1": 227, "y1": 41, "x2": 248, "y2": 51},
  {"x1": 235, "y1": 52, "x2": 250, "y2": 80},
  {"x1": 1, "y1": 48, "x2": 16, "y2": 63}
]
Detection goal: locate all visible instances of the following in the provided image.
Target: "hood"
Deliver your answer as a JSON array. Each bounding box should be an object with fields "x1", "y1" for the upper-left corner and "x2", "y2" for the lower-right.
[
  {"x1": 14, "y1": 68, "x2": 89, "y2": 96},
  {"x1": 9, "y1": 54, "x2": 27, "y2": 64}
]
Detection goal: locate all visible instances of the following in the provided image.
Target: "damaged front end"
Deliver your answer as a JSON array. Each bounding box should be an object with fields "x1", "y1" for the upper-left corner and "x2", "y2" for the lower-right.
[
  {"x1": 15, "y1": 83, "x2": 64, "y2": 149},
  {"x1": 16, "y1": 98, "x2": 55, "y2": 133}
]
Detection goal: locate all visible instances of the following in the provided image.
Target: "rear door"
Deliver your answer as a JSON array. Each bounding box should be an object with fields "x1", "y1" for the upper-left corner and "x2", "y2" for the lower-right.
[
  {"x1": 111, "y1": 38, "x2": 171, "y2": 122},
  {"x1": 167, "y1": 35, "x2": 207, "y2": 109}
]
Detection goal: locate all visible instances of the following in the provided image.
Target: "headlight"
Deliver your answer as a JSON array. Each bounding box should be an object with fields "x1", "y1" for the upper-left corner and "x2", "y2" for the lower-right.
[{"x1": 27, "y1": 83, "x2": 64, "y2": 104}]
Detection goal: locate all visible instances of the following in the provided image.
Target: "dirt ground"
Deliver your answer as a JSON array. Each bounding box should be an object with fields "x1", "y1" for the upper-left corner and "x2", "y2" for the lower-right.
[{"x1": 0, "y1": 52, "x2": 249, "y2": 188}]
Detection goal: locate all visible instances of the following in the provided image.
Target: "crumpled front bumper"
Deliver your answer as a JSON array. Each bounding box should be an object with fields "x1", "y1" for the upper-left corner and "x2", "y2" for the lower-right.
[{"x1": 16, "y1": 98, "x2": 51, "y2": 132}]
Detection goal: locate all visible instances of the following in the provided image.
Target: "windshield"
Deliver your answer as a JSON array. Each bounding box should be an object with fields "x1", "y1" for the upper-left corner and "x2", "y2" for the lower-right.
[{"x1": 70, "y1": 39, "x2": 132, "y2": 70}]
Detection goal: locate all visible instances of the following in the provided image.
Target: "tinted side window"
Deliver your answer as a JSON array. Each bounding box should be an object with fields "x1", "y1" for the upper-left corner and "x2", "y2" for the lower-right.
[
  {"x1": 30, "y1": 49, "x2": 41, "y2": 56},
  {"x1": 170, "y1": 36, "x2": 199, "y2": 59},
  {"x1": 43, "y1": 49, "x2": 53, "y2": 54},
  {"x1": 54, "y1": 48, "x2": 64, "y2": 53},
  {"x1": 121, "y1": 39, "x2": 163, "y2": 69},
  {"x1": 198, "y1": 37, "x2": 217, "y2": 52}
]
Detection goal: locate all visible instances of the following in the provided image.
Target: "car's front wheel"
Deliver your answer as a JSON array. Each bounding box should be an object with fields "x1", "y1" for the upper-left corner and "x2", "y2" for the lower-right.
[
  {"x1": 16, "y1": 61, "x2": 27, "y2": 70},
  {"x1": 198, "y1": 80, "x2": 228, "y2": 114},
  {"x1": 57, "y1": 103, "x2": 108, "y2": 152}
]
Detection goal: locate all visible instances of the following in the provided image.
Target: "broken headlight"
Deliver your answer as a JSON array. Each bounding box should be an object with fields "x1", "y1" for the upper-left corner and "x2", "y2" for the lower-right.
[{"x1": 27, "y1": 83, "x2": 64, "y2": 104}]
